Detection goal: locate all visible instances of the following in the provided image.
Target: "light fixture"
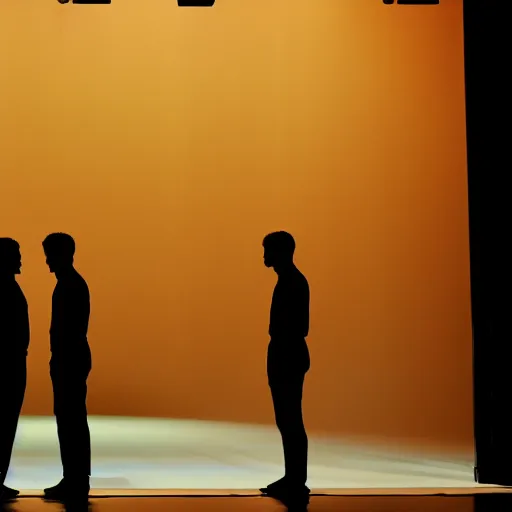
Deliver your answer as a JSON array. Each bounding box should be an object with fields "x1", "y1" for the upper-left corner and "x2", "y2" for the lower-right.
[
  {"x1": 177, "y1": 0, "x2": 215, "y2": 6},
  {"x1": 58, "y1": 0, "x2": 112, "y2": 3}
]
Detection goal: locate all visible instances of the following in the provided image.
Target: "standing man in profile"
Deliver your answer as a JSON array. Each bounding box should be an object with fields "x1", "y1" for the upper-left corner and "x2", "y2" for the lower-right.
[
  {"x1": 0, "y1": 238, "x2": 30, "y2": 502},
  {"x1": 42, "y1": 233, "x2": 92, "y2": 502},
  {"x1": 260, "y1": 231, "x2": 311, "y2": 505}
]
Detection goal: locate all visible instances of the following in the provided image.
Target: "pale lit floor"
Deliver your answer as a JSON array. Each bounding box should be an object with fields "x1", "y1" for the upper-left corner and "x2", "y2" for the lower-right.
[
  {"x1": 7, "y1": 496, "x2": 512, "y2": 512},
  {"x1": 8, "y1": 416, "x2": 488, "y2": 495}
]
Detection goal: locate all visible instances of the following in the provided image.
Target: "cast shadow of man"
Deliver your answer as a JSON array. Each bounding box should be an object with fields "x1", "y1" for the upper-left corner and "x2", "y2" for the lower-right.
[
  {"x1": 0, "y1": 500, "x2": 94, "y2": 512},
  {"x1": 61, "y1": 500, "x2": 94, "y2": 512},
  {"x1": 44, "y1": 498, "x2": 94, "y2": 512},
  {"x1": 280, "y1": 495, "x2": 311, "y2": 511},
  {"x1": 474, "y1": 494, "x2": 512, "y2": 512},
  {"x1": 0, "y1": 503, "x2": 15, "y2": 512}
]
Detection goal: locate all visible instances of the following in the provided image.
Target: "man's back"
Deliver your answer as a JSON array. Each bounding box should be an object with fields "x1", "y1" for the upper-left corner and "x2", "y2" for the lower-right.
[
  {"x1": 50, "y1": 269, "x2": 90, "y2": 356},
  {"x1": 269, "y1": 266, "x2": 310, "y2": 342}
]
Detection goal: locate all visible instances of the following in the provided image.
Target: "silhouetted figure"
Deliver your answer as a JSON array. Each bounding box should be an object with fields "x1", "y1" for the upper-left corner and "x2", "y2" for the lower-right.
[
  {"x1": 0, "y1": 238, "x2": 29, "y2": 502},
  {"x1": 42, "y1": 233, "x2": 92, "y2": 502},
  {"x1": 259, "y1": 231, "x2": 311, "y2": 506}
]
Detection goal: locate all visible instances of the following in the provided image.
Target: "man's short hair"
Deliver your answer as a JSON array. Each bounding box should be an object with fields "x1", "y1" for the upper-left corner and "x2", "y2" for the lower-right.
[
  {"x1": 0, "y1": 237, "x2": 20, "y2": 259},
  {"x1": 42, "y1": 233, "x2": 76, "y2": 259},
  {"x1": 262, "y1": 231, "x2": 296, "y2": 256}
]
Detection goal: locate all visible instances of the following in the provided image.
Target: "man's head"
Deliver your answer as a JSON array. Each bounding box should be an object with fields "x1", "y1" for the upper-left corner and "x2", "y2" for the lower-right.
[
  {"x1": 0, "y1": 238, "x2": 21, "y2": 276},
  {"x1": 42, "y1": 232, "x2": 75, "y2": 274},
  {"x1": 262, "y1": 231, "x2": 295, "y2": 270}
]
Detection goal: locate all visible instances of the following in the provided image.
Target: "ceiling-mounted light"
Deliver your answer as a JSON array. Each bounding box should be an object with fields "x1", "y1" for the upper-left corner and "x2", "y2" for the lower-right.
[
  {"x1": 383, "y1": 0, "x2": 440, "y2": 3},
  {"x1": 177, "y1": 0, "x2": 215, "y2": 6},
  {"x1": 58, "y1": 0, "x2": 112, "y2": 3}
]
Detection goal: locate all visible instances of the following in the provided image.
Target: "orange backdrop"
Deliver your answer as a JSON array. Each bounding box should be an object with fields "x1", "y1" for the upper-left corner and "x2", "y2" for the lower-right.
[{"x1": 0, "y1": 0, "x2": 472, "y2": 453}]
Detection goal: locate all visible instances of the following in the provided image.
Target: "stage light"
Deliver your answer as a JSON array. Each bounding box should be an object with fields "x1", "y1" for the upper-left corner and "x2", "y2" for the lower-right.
[
  {"x1": 177, "y1": 0, "x2": 215, "y2": 6},
  {"x1": 383, "y1": 0, "x2": 439, "y2": 3},
  {"x1": 397, "y1": 0, "x2": 439, "y2": 3}
]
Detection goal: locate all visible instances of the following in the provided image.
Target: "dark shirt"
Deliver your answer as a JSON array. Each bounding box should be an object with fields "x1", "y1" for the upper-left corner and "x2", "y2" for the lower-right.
[
  {"x1": 269, "y1": 267, "x2": 309, "y2": 341},
  {"x1": 0, "y1": 278, "x2": 30, "y2": 358},
  {"x1": 50, "y1": 270, "x2": 90, "y2": 356}
]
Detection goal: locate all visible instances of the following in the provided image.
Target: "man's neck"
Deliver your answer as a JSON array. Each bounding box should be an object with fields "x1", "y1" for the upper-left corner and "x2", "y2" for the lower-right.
[
  {"x1": 0, "y1": 273, "x2": 16, "y2": 283},
  {"x1": 55, "y1": 266, "x2": 75, "y2": 281},
  {"x1": 275, "y1": 262, "x2": 296, "y2": 277}
]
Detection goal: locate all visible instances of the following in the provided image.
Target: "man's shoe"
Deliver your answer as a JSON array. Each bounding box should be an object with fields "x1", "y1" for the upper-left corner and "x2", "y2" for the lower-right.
[
  {"x1": 44, "y1": 479, "x2": 89, "y2": 502},
  {"x1": 263, "y1": 481, "x2": 310, "y2": 496},
  {"x1": 260, "y1": 476, "x2": 288, "y2": 494},
  {"x1": 0, "y1": 484, "x2": 19, "y2": 502},
  {"x1": 44, "y1": 479, "x2": 66, "y2": 499}
]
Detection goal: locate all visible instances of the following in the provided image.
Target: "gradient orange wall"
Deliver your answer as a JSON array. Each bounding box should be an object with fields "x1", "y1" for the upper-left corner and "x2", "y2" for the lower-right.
[{"x1": 0, "y1": 0, "x2": 472, "y2": 452}]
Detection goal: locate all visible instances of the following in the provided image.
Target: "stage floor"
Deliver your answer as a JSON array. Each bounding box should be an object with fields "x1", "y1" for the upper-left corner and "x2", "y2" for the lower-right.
[
  {"x1": 9, "y1": 416, "x2": 487, "y2": 495},
  {"x1": 5, "y1": 495, "x2": 512, "y2": 512}
]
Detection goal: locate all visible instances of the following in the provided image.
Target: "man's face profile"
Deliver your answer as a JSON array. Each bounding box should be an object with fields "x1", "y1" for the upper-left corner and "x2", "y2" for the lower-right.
[
  {"x1": 44, "y1": 249, "x2": 57, "y2": 273},
  {"x1": 263, "y1": 246, "x2": 275, "y2": 268},
  {"x1": 0, "y1": 247, "x2": 22, "y2": 275}
]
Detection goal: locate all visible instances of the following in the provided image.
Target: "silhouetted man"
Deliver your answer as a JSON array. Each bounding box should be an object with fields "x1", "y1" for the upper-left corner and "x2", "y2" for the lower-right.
[
  {"x1": 42, "y1": 233, "x2": 92, "y2": 502},
  {"x1": 0, "y1": 238, "x2": 29, "y2": 502},
  {"x1": 260, "y1": 231, "x2": 311, "y2": 504}
]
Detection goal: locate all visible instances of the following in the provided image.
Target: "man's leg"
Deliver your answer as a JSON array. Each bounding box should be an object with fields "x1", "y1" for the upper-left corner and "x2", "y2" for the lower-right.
[
  {"x1": 261, "y1": 340, "x2": 310, "y2": 496},
  {"x1": 46, "y1": 366, "x2": 91, "y2": 500},
  {"x1": 56, "y1": 377, "x2": 91, "y2": 481},
  {"x1": 0, "y1": 360, "x2": 27, "y2": 498},
  {"x1": 271, "y1": 373, "x2": 308, "y2": 488}
]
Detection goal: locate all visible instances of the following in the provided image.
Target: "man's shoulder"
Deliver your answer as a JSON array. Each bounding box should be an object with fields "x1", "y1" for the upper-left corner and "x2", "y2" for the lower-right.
[
  {"x1": 286, "y1": 268, "x2": 309, "y2": 292},
  {"x1": 0, "y1": 281, "x2": 25, "y2": 300},
  {"x1": 75, "y1": 274, "x2": 90, "y2": 295},
  {"x1": 294, "y1": 268, "x2": 308, "y2": 285},
  {"x1": 60, "y1": 272, "x2": 89, "y2": 295}
]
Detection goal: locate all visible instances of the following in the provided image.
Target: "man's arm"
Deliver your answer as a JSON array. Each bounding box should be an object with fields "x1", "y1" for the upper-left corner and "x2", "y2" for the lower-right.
[
  {"x1": 284, "y1": 277, "x2": 309, "y2": 339},
  {"x1": 19, "y1": 293, "x2": 30, "y2": 354},
  {"x1": 56, "y1": 282, "x2": 90, "y2": 342},
  {"x1": 0, "y1": 292, "x2": 9, "y2": 350}
]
